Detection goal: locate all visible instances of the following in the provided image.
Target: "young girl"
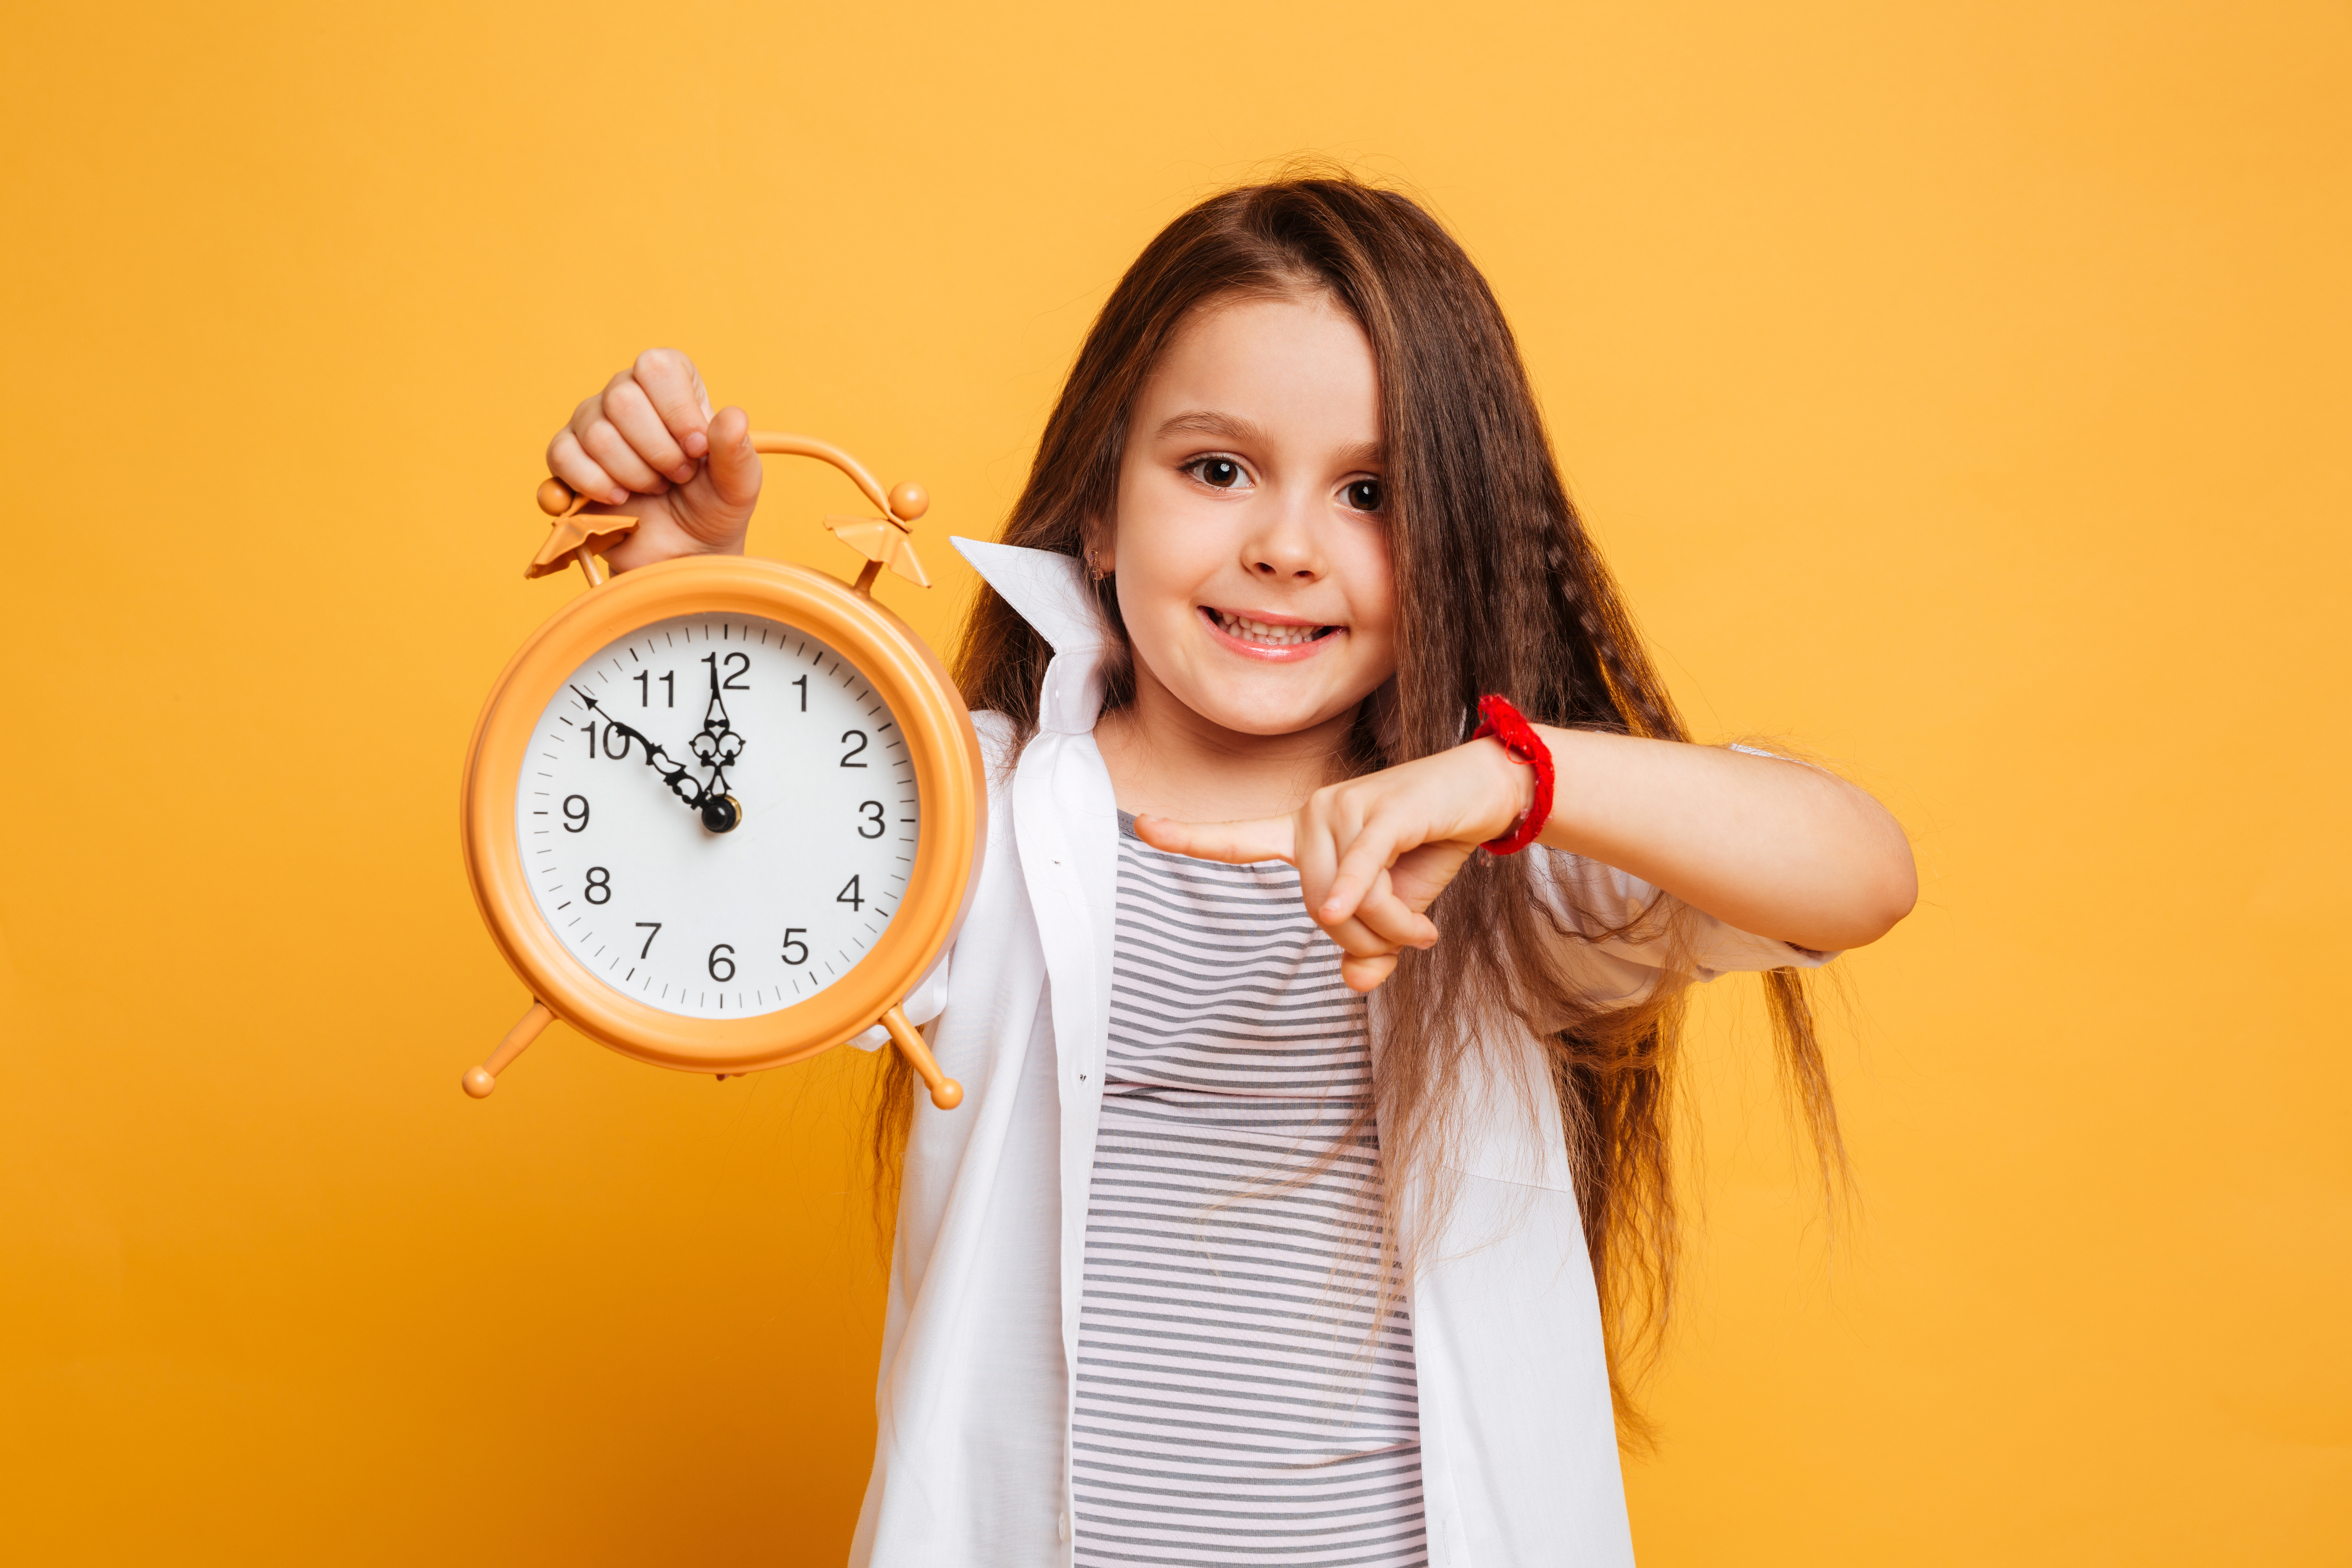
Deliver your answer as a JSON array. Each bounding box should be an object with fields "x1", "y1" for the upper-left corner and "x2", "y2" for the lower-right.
[{"x1": 546, "y1": 176, "x2": 1914, "y2": 1568}]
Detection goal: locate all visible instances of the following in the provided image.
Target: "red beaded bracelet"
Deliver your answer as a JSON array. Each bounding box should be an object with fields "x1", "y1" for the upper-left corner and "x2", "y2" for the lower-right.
[{"x1": 1470, "y1": 694, "x2": 1554, "y2": 855}]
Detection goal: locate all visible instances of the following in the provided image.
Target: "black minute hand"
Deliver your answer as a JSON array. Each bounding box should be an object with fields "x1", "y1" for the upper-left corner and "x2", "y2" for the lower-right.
[{"x1": 571, "y1": 686, "x2": 708, "y2": 812}]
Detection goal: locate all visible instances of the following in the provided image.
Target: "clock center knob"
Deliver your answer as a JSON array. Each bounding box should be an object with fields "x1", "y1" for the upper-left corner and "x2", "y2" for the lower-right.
[{"x1": 700, "y1": 794, "x2": 743, "y2": 834}]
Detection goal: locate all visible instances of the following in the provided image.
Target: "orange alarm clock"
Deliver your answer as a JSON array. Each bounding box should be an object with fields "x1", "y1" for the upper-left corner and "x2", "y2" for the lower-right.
[{"x1": 458, "y1": 433, "x2": 982, "y2": 1109}]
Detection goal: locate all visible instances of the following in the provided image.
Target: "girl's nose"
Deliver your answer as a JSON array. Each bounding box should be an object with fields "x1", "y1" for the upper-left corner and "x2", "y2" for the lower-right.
[{"x1": 1244, "y1": 495, "x2": 1325, "y2": 581}]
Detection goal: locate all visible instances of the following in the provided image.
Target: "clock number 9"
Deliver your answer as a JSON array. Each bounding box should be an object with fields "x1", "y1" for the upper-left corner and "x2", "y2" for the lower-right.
[
  {"x1": 858, "y1": 801, "x2": 886, "y2": 838},
  {"x1": 562, "y1": 795, "x2": 590, "y2": 832},
  {"x1": 780, "y1": 928, "x2": 809, "y2": 966},
  {"x1": 707, "y1": 944, "x2": 736, "y2": 983},
  {"x1": 584, "y1": 866, "x2": 612, "y2": 905}
]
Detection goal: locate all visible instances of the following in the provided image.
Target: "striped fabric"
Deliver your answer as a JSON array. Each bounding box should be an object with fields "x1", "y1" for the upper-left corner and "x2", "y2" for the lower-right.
[{"x1": 1071, "y1": 815, "x2": 1427, "y2": 1568}]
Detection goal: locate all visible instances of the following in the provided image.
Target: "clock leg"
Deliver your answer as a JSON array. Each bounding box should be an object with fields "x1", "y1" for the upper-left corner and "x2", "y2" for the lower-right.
[
  {"x1": 880, "y1": 1005, "x2": 964, "y2": 1111},
  {"x1": 463, "y1": 1001, "x2": 554, "y2": 1099}
]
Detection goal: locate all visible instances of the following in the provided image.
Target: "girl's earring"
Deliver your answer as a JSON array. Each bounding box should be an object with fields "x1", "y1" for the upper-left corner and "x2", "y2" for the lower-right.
[{"x1": 1085, "y1": 548, "x2": 1107, "y2": 582}]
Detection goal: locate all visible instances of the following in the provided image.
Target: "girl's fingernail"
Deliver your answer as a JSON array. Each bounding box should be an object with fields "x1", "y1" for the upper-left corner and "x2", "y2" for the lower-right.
[
  {"x1": 684, "y1": 431, "x2": 708, "y2": 457},
  {"x1": 674, "y1": 465, "x2": 697, "y2": 483},
  {"x1": 609, "y1": 490, "x2": 629, "y2": 505}
]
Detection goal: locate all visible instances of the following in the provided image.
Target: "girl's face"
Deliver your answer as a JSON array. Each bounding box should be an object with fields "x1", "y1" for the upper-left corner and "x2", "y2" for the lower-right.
[{"x1": 1105, "y1": 292, "x2": 1398, "y2": 739}]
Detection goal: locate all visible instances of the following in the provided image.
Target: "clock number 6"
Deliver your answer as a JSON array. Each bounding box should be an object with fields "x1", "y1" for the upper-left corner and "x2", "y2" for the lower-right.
[
  {"x1": 707, "y1": 944, "x2": 736, "y2": 982},
  {"x1": 858, "y1": 800, "x2": 886, "y2": 837},
  {"x1": 584, "y1": 866, "x2": 612, "y2": 905},
  {"x1": 781, "y1": 928, "x2": 809, "y2": 966}
]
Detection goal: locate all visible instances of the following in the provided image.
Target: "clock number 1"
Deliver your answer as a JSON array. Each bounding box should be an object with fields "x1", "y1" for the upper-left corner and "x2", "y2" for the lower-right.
[{"x1": 792, "y1": 674, "x2": 808, "y2": 711}]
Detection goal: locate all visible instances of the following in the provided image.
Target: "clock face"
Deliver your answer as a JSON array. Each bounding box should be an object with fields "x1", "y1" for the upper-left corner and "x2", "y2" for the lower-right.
[{"x1": 515, "y1": 612, "x2": 918, "y2": 1019}]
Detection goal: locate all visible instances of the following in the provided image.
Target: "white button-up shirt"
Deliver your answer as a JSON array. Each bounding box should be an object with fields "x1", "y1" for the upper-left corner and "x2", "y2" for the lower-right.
[{"x1": 847, "y1": 541, "x2": 1831, "y2": 1567}]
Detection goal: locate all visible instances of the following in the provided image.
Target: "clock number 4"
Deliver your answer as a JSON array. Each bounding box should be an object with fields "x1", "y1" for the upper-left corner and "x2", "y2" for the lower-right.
[{"x1": 837, "y1": 875, "x2": 864, "y2": 911}]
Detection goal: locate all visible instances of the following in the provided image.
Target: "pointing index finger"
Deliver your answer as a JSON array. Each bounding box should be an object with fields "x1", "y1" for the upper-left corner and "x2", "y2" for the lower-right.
[{"x1": 1134, "y1": 814, "x2": 1296, "y2": 867}]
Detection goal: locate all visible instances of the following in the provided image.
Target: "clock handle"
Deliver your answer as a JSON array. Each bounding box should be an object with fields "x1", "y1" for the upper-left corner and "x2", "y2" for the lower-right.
[
  {"x1": 462, "y1": 1000, "x2": 553, "y2": 1099},
  {"x1": 880, "y1": 1004, "x2": 964, "y2": 1111},
  {"x1": 531, "y1": 430, "x2": 932, "y2": 591}
]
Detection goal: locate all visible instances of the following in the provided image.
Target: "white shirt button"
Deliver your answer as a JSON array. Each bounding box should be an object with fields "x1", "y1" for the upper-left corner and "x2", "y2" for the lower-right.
[{"x1": 1058, "y1": 1510, "x2": 1070, "y2": 1541}]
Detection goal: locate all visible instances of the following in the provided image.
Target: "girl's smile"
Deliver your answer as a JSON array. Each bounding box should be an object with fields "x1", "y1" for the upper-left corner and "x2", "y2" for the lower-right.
[{"x1": 1200, "y1": 604, "x2": 1342, "y2": 659}]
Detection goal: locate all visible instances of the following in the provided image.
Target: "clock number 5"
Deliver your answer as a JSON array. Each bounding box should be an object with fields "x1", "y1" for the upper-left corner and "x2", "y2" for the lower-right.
[
  {"x1": 858, "y1": 801, "x2": 886, "y2": 837},
  {"x1": 780, "y1": 928, "x2": 809, "y2": 966}
]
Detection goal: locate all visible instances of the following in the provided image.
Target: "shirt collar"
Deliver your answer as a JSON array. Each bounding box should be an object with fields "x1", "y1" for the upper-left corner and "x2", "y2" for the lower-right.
[{"x1": 949, "y1": 537, "x2": 1108, "y2": 735}]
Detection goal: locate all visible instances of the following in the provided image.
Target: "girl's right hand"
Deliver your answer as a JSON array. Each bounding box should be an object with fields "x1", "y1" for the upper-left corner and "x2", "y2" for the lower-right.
[{"x1": 544, "y1": 348, "x2": 763, "y2": 574}]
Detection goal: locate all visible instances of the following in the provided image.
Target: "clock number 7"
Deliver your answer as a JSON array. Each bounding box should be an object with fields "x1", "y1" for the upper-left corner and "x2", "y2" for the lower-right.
[{"x1": 635, "y1": 922, "x2": 661, "y2": 959}]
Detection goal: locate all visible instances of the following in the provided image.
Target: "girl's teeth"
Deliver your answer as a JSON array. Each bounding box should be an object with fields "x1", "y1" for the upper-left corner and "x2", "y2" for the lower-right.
[{"x1": 1217, "y1": 611, "x2": 1327, "y2": 646}]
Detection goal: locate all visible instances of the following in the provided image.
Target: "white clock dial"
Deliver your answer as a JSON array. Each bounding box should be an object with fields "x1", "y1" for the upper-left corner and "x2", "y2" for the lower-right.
[{"x1": 514, "y1": 612, "x2": 918, "y2": 1019}]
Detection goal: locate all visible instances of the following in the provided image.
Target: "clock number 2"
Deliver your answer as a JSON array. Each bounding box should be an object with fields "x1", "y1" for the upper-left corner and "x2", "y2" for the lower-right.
[{"x1": 840, "y1": 730, "x2": 869, "y2": 767}]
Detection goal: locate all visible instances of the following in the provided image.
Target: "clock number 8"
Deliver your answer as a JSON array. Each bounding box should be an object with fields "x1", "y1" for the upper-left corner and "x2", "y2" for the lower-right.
[{"x1": 584, "y1": 866, "x2": 612, "y2": 905}]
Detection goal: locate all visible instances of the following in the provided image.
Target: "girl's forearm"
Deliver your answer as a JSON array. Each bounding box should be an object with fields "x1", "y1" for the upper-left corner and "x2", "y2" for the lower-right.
[{"x1": 1529, "y1": 727, "x2": 1916, "y2": 951}]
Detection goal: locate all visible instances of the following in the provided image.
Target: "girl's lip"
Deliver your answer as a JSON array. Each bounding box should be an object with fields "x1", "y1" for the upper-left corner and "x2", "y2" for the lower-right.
[{"x1": 1198, "y1": 605, "x2": 1343, "y2": 663}]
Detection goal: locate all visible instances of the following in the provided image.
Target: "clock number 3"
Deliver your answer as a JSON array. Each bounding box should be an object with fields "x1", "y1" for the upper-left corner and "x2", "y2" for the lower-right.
[{"x1": 858, "y1": 801, "x2": 886, "y2": 837}]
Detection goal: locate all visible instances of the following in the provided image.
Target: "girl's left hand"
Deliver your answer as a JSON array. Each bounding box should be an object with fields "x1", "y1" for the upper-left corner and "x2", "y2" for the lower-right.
[{"x1": 1135, "y1": 739, "x2": 1534, "y2": 993}]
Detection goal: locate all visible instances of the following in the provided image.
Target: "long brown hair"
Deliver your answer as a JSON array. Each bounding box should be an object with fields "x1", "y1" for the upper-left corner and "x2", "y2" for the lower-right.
[{"x1": 880, "y1": 171, "x2": 1843, "y2": 1438}]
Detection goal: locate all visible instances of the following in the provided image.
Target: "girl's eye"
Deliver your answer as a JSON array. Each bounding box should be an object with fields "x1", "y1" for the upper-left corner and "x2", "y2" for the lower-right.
[
  {"x1": 1192, "y1": 457, "x2": 1245, "y2": 489},
  {"x1": 1343, "y1": 478, "x2": 1384, "y2": 512}
]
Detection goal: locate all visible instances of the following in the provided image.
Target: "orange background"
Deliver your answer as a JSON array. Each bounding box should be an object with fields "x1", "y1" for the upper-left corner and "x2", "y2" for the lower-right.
[{"x1": 2, "y1": 2, "x2": 2345, "y2": 1562}]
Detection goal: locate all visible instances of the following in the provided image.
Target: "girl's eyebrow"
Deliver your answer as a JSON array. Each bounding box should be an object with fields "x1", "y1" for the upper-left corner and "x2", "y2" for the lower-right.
[
  {"x1": 1155, "y1": 409, "x2": 1270, "y2": 445},
  {"x1": 1154, "y1": 409, "x2": 1385, "y2": 468}
]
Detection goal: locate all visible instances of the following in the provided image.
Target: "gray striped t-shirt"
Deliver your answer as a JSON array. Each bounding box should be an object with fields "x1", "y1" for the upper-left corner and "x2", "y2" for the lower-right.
[{"x1": 1071, "y1": 814, "x2": 1426, "y2": 1568}]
